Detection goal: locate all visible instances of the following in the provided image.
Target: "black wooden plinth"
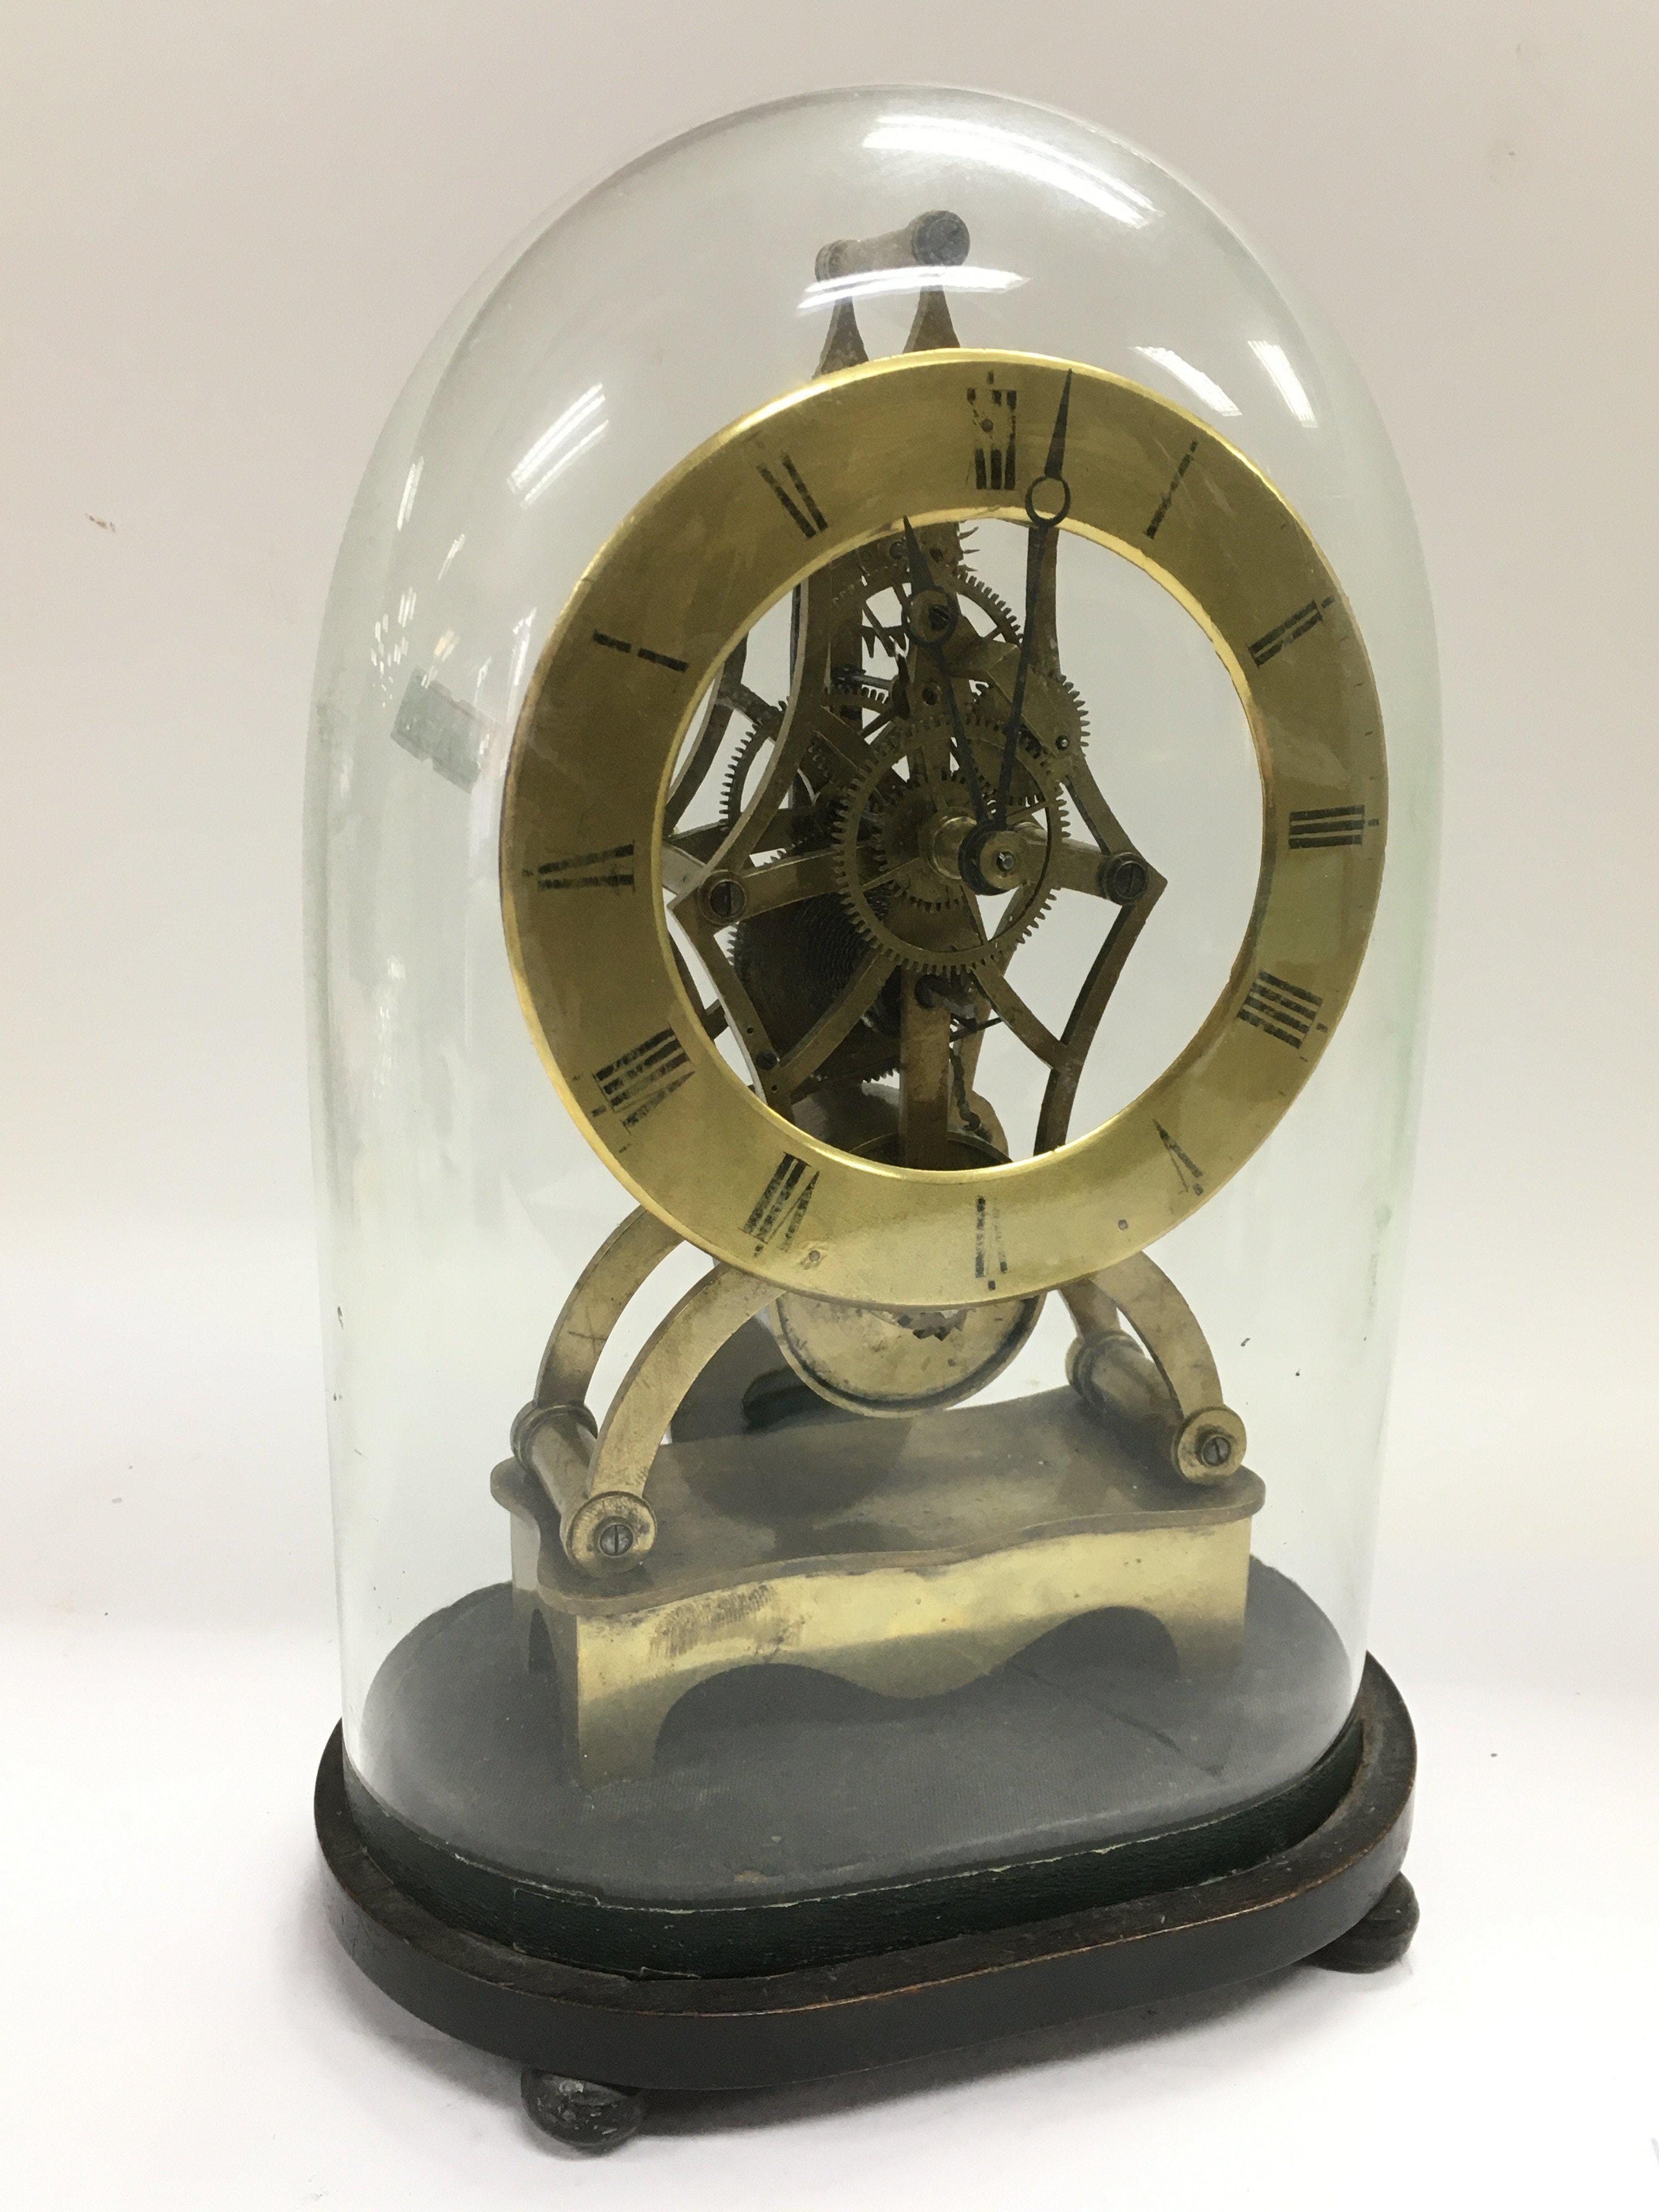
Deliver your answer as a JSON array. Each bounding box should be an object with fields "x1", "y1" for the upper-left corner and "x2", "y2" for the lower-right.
[{"x1": 315, "y1": 1656, "x2": 1414, "y2": 2104}]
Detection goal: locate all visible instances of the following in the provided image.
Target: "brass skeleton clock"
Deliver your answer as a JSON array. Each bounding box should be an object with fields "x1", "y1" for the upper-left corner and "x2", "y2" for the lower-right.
[
  {"x1": 494, "y1": 218, "x2": 1385, "y2": 1733},
  {"x1": 310, "y1": 93, "x2": 1435, "y2": 2148}
]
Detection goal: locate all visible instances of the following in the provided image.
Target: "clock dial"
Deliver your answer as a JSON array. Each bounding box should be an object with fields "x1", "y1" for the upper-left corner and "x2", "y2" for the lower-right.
[{"x1": 501, "y1": 349, "x2": 1386, "y2": 1308}]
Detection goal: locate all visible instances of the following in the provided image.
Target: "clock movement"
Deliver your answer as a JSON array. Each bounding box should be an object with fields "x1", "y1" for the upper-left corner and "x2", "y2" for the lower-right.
[{"x1": 307, "y1": 89, "x2": 1436, "y2": 2151}]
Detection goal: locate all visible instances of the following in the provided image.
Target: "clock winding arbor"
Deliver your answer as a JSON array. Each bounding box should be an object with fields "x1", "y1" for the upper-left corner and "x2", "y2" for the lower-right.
[{"x1": 493, "y1": 213, "x2": 1386, "y2": 1784}]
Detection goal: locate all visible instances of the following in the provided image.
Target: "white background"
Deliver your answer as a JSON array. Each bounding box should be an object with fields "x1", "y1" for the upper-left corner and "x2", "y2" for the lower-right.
[{"x1": 3, "y1": 3, "x2": 1656, "y2": 2205}]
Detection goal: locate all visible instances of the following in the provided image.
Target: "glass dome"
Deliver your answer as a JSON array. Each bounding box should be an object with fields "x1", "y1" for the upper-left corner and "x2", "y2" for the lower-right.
[{"x1": 307, "y1": 86, "x2": 1436, "y2": 1978}]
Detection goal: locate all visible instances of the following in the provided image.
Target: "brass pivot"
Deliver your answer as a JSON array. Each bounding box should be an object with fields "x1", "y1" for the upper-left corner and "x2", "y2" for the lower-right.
[{"x1": 1062, "y1": 1252, "x2": 1248, "y2": 1486}]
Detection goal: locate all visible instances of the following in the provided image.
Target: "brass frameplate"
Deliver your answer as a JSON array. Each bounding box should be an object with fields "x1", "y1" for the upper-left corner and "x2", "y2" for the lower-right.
[
  {"x1": 501, "y1": 350, "x2": 1387, "y2": 1309},
  {"x1": 495, "y1": 1387, "x2": 1263, "y2": 1785}
]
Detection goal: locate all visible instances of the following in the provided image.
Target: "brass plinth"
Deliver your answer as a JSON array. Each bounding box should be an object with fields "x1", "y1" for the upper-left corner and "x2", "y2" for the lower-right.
[{"x1": 493, "y1": 1387, "x2": 1262, "y2": 1787}]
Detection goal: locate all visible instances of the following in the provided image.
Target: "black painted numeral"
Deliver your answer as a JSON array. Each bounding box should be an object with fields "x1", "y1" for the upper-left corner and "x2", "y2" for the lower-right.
[
  {"x1": 1154, "y1": 1120, "x2": 1205, "y2": 1197},
  {"x1": 591, "y1": 629, "x2": 689, "y2": 672},
  {"x1": 1288, "y1": 806, "x2": 1367, "y2": 850},
  {"x1": 1249, "y1": 597, "x2": 1334, "y2": 667},
  {"x1": 1238, "y1": 973, "x2": 1323, "y2": 1048},
  {"x1": 591, "y1": 1026, "x2": 692, "y2": 1129},
  {"x1": 529, "y1": 842, "x2": 635, "y2": 890},
  {"x1": 745, "y1": 1152, "x2": 820, "y2": 1254},
  {"x1": 968, "y1": 372, "x2": 1018, "y2": 490},
  {"x1": 1145, "y1": 440, "x2": 1198, "y2": 539},
  {"x1": 757, "y1": 454, "x2": 828, "y2": 538},
  {"x1": 973, "y1": 1193, "x2": 1009, "y2": 1284}
]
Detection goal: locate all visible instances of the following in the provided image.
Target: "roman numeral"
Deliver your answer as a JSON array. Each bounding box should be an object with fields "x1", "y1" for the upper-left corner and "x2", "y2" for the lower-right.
[
  {"x1": 1248, "y1": 597, "x2": 1334, "y2": 667},
  {"x1": 973, "y1": 1193, "x2": 1009, "y2": 1284},
  {"x1": 529, "y1": 842, "x2": 635, "y2": 890},
  {"x1": 744, "y1": 1152, "x2": 820, "y2": 1254},
  {"x1": 1154, "y1": 1120, "x2": 1205, "y2": 1195},
  {"x1": 1145, "y1": 440, "x2": 1198, "y2": 539},
  {"x1": 591, "y1": 630, "x2": 689, "y2": 672},
  {"x1": 968, "y1": 373, "x2": 1018, "y2": 490},
  {"x1": 1288, "y1": 806, "x2": 1367, "y2": 850},
  {"x1": 756, "y1": 454, "x2": 828, "y2": 538},
  {"x1": 1238, "y1": 973, "x2": 1323, "y2": 1048},
  {"x1": 591, "y1": 1026, "x2": 692, "y2": 1128}
]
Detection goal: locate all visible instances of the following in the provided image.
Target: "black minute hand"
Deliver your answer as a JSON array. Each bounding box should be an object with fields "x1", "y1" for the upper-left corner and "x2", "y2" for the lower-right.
[{"x1": 996, "y1": 371, "x2": 1073, "y2": 824}]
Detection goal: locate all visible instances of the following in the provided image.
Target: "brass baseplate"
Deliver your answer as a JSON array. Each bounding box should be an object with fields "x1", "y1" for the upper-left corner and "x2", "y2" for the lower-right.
[
  {"x1": 494, "y1": 1207, "x2": 1259, "y2": 1786},
  {"x1": 493, "y1": 1390, "x2": 1260, "y2": 1788}
]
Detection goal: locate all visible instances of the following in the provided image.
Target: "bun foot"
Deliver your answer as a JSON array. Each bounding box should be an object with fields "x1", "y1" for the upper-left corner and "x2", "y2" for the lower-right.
[
  {"x1": 1312, "y1": 1872, "x2": 1419, "y2": 1973},
  {"x1": 521, "y1": 2069, "x2": 647, "y2": 2151}
]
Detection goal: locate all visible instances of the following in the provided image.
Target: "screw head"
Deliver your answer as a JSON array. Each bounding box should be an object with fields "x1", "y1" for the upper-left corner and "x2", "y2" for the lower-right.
[
  {"x1": 1102, "y1": 853, "x2": 1150, "y2": 904},
  {"x1": 903, "y1": 583, "x2": 958, "y2": 649},
  {"x1": 960, "y1": 826, "x2": 1029, "y2": 895},
  {"x1": 754, "y1": 1048, "x2": 778, "y2": 1072},
  {"x1": 595, "y1": 1519, "x2": 635, "y2": 1559},
  {"x1": 701, "y1": 873, "x2": 746, "y2": 923},
  {"x1": 1197, "y1": 1429, "x2": 1233, "y2": 1469}
]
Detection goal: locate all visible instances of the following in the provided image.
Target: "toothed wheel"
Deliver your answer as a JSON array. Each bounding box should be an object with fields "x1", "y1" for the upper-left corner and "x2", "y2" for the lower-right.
[
  {"x1": 718, "y1": 712, "x2": 783, "y2": 828},
  {"x1": 832, "y1": 707, "x2": 1068, "y2": 975},
  {"x1": 950, "y1": 568, "x2": 1022, "y2": 643},
  {"x1": 868, "y1": 776, "x2": 973, "y2": 911},
  {"x1": 827, "y1": 539, "x2": 1022, "y2": 667},
  {"x1": 1038, "y1": 665, "x2": 1090, "y2": 753},
  {"x1": 719, "y1": 710, "x2": 851, "y2": 834},
  {"x1": 965, "y1": 656, "x2": 1090, "y2": 768},
  {"x1": 712, "y1": 544, "x2": 1032, "y2": 834}
]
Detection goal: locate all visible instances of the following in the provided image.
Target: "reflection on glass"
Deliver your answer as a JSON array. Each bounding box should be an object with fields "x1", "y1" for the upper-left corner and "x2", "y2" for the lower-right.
[
  {"x1": 1250, "y1": 339, "x2": 1318, "y2": 427},
  {"x1": 510, "y1": 384, "x2": 607, "y2": 505},
  {"x1": 864, "y1": 112, "x2": 1156, "y2": 228},
  {"x1": 1136, "y1": 345, "x2": 1240, "y2": 416},
  {"x1": 800, "y1": 264, "x2": 1026, "y2": 313}
]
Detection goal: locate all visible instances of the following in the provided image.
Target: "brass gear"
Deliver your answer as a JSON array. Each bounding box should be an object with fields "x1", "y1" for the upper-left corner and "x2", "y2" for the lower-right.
[
  {"x1": 826, "y1": 537, "x2": 1021, "y2": 665},
  {"x1": 972, "y1": 656, "x2": 1089, "y2": 768},
  {"x1": 832, "y1": 707, "x2": 1067, "y2": 976},
  {"x1": 718, "y1": 715, "x2": 780, "y2": 827},
  {"x1": 868, "y1": 776, "x2": 968, "y2": 912},
  {"x1": 718, "y1": 706, "x2": 855, "y2": 832},
  {"x1": 1053, "y1": 665, "x2": 1089, "y2": 738},
  {"x1": 951, "y1": 567, "x2": 1022, "y2": 644},
  {"x1": 713, "y1": 539, "x2": 1029, "y2": 832}
]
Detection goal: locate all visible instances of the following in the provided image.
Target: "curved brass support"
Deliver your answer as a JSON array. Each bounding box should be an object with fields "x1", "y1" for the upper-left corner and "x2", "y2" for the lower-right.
[
  {"x1": 532, "y1": 1207, "x2": 684, "y2": 1409},
  {"x1": 1092, "y1": 1252, "x2": 1223, "y2": 1409},
  {"x1": 511, "y1": 1207, "x2": 685, "y2": 1570},
  {"x1": 1063, "y1": 1252, "x2": 1247, "y2": 1486},
  {"x1": 517, "y1": 1219, "x2": 780, "y2": 1580},
  {"x1": 568, "y1": 1264, "x2": 779, "y2": 1575}
]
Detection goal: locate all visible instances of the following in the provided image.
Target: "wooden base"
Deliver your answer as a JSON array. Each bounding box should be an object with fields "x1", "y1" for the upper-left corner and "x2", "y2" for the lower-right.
[{"x1": 315, "y1": 1655, "x2": 1414, "y2": 2111}]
